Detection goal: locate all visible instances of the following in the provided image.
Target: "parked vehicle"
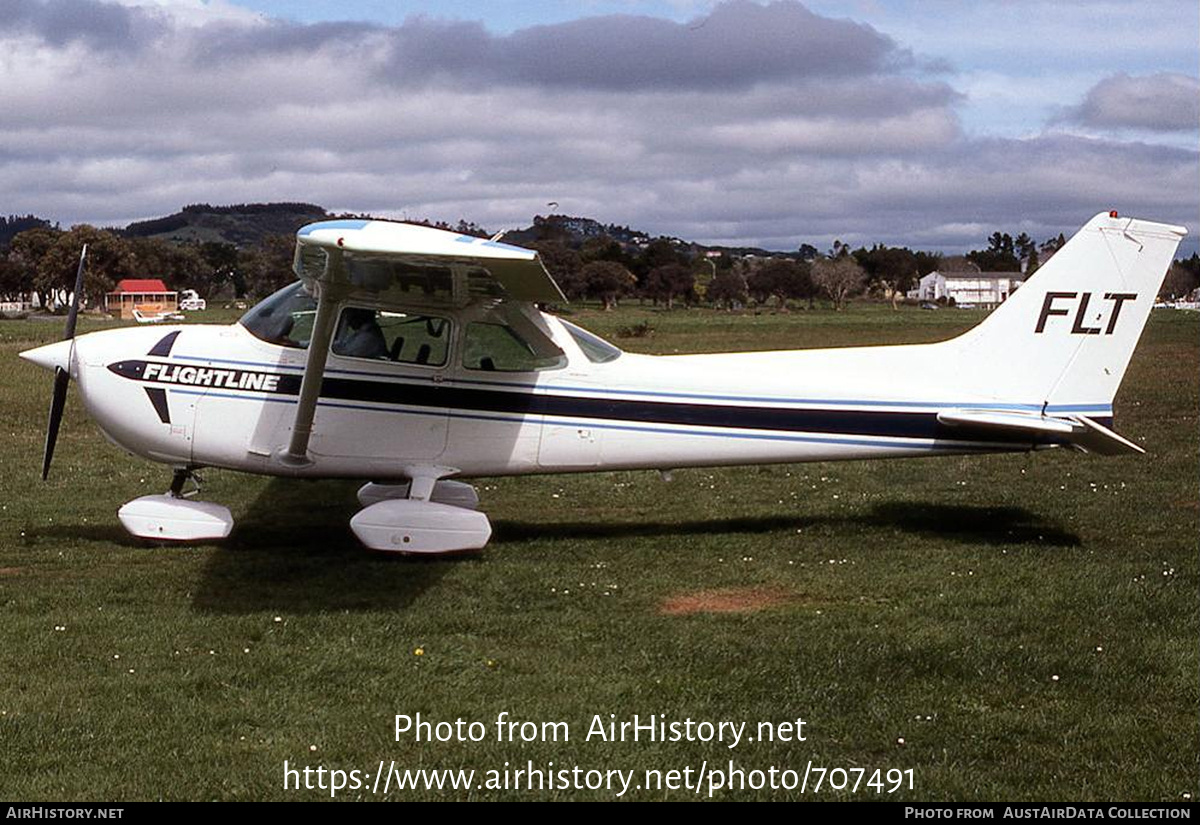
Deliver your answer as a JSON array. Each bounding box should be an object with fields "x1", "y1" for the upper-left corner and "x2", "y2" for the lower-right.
[{"x1": 179, "y1": 289, "x2": 207, "y2": 311}]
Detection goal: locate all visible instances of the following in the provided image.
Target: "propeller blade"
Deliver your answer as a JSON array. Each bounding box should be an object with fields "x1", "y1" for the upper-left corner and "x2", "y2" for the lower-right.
[
  {"x1": 63, "y1": 244, "x2": 87, "y2": 341},
  {"x1": 40, "y1": 244, "x2": 87, "y2": 480},
  {"x1": 42, "y1": 366, "x2": 71, "y2": 480}
]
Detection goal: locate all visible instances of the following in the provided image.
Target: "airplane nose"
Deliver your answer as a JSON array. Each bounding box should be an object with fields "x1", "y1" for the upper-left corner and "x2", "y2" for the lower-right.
[{"x1": 19, "y1": 339, "x2": 74, "y2": 374}]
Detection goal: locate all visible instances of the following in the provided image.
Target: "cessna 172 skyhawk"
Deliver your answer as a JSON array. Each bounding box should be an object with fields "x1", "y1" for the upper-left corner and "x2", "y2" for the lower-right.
[{"x1": 19, "y1": 212, "x2": 1187, "y2": 553}]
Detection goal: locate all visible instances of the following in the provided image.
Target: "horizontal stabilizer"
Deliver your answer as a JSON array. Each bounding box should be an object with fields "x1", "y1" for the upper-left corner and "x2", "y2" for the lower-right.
[
  {"x1": 936, "y1": 409, "x2": 1143, "y2": 455},
  {"x1": 937, "y1": 409, "x2": 1080, "y2": 436}
]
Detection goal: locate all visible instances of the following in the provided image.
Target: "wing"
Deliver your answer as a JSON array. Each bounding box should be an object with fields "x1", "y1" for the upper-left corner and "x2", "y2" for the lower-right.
[
  {"x1": 295, "y1": 219, "x2": 566, "y2": 305},
  {"x1": 279, "y1": 219, "x2": 566, "y2": 468}
]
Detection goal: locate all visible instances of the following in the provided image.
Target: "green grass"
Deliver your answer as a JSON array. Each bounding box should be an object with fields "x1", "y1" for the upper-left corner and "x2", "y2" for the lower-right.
[{"x1": 0, "y1": 305, "x2": 1195, "y2": 801}]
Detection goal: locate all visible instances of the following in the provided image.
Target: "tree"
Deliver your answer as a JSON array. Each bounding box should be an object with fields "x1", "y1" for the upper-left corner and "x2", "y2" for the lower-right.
[
  {"x1": 914, "y1": 251, "x2": 941, "y2": 278},
  {"x1": 1178, "y1": 252, "x2": 1200, "y2": 281},
  {"x1": 1161, "y1": 258, "x2": 1200, "y2": 300},
  {"x1": 37, "y1": 226, "x2": 133, "y2": 309},
  {"x1": 198, "y1": 241, "x2": 244, "y2": 298},
  {"x1": 579, "y1": 236, "x2": 630, "y2": 267},
  {"x1": 811, "y1": 255, "x2": 866, "y2": 311},
  {"x1": 853, "y1": 244, "x2": 926, "y2": 301},
  {"x1": 746, "y1": 258, "x2": 813, "y2": 309},
  {"x1": 707, "y1": 270, "x2": 748, "y2": 309},
  {"x1": 580, "y1": 260, "x2": 636, "y2": 310},
  {"x1": 8, "y1": 227, "x2": 62, "y2": 309},
  {"x1": 1040, "y1": 233, "x2": 1067, "y2": 261},
  {"x1": 129, "y1": 238, "x2": 208, "y2": 294},
  {"x1": 0, "y1": 256, "x2": 24, "y2": 302},
  {"x1": 642, "y1": 263, "x2": 695, "y2": 309},
  {"x1": 967, "y1": 232, "x2": 1021, "y2": 272},
  {"x1": 637, "y1": 238, "x2": 686, "y2": 277},
  {"x1": 1014, "y1": 233, "x2": 1036, "y2": 260},
  {"x1": 530, "y1": 241, "x2": 583, "y2": 300},
  {"x1": 0, "y1": 215, "x2": 54, "y2": 250},
  {"x1": 1024, "y1": 245, "x2": 1040, "y2": 276},
  {"x1": 238, "y1": 234, "x2": 296, "y2": 298}
]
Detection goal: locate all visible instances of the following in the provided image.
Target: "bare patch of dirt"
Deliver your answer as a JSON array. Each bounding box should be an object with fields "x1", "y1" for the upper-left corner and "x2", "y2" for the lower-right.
[
  {"x1": 659, "y1": 586, "x2": 795, "y2": 616},
  {"x1": 0, "y1": 567, "x2": 22, "y2": 577}
]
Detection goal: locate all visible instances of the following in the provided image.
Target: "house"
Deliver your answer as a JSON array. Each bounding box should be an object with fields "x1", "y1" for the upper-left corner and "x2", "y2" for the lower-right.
[
  {"x1": 106, "y1": 279, "x2": 178, "y2": 320},
  {"x1": 909, "y1": 271, "x2": 1025, "y2": 309}
]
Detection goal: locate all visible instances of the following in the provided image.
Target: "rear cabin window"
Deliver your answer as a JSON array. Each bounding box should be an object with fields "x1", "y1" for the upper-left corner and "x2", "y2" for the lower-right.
[
  {"x1": 332, "y1": 307, "x2": 450, "y2": 367},
  {"x1": 463, "y1": 322, "x2": 566, "y2": 372}
]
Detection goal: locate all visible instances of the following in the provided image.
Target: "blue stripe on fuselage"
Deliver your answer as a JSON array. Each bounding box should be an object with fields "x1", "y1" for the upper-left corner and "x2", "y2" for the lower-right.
[
  {"x1": 166, "y1": 352, "x2": 1110, "y2": 417},
  {"x1": 136, "y1": 359, "x2": 1080, "y2": 449}
]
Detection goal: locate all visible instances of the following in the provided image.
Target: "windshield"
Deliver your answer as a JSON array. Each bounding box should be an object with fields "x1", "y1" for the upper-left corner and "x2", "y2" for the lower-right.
[
  {"x1": 239, "y1": 281, "x2": 317, "y2": 348},
  {"x1": 560, "y1": 319, "x2": 622, "y2": 363}
]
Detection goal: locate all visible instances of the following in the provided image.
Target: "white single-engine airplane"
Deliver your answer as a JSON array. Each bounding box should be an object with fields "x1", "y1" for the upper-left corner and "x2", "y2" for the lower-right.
[{"x1": 20, "y1": 212, "x2": 1187, "y2": 553}]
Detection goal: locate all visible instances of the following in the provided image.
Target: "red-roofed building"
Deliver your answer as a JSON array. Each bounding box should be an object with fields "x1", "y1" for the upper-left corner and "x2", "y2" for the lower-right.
[{"x1": 106, "y1": 279, "x2": 178, "y2": 320}]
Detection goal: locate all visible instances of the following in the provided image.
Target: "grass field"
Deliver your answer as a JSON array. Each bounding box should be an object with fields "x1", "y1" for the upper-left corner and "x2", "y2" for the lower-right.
[{"x1": 0, "y1": 303, "x2": 1196, "y2": 801}]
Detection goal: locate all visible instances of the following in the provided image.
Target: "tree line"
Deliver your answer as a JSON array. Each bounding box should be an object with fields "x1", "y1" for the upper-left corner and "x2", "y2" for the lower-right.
[
  {"x1": 2, "y1": 214, "x2": 1196, "y2": 313},
  {"x1": 0, "y1": 224, "x2": 295, "y2": 310},
  {"x1": 527, "y1": 227, "x2": 942, "y2": 312}
]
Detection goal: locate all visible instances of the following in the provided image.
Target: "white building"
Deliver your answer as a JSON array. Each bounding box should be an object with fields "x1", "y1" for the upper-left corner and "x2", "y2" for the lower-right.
[{"x1": 910, "y1": 271, "x2": 1025, "y2": 309}]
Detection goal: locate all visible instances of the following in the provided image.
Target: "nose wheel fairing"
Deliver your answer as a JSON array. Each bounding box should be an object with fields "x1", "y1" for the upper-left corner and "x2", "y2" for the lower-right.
[
  {"x1": 118, "y1": 494, "x2": 235, "y2": 542},
  {"x1": 117, "y1": 468, "x2": 234, "y2": 542}
]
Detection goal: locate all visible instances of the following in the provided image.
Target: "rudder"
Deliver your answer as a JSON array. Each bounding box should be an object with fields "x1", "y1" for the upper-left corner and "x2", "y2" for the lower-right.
[{"x1": 942, "y1": 212, "x2": 1186, "y2": 412}]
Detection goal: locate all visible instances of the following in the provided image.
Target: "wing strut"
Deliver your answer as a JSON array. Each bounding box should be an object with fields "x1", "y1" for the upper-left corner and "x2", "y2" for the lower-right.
[{"x1": 279, "y1": 255, "x2": 347, "y2": 467}]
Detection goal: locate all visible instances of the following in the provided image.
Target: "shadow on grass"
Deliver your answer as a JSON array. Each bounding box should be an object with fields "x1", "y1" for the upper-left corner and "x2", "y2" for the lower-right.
[
  {"x1": 47, "y1": 479, "x2": 1076, "y2": 614},
  {"x1": 492, "y1": 515, "x2": 802, "y2": 542},
  {"x1": 189, "y1": 478, "x2": 463, "y2": 615},
  {"x1": 493, "y1": 501, "x2": 1080, "y2": 548},
  {"x1": 863, "y1": 502, "x2": 1080, "y2": 547},
  {"x1": 35, "y1": 523, "x2": 140, "y2": 545}
]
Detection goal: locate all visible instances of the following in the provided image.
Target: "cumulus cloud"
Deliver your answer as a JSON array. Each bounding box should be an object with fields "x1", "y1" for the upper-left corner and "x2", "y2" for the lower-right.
[
  {"x1": 383, "y1": 1, "x2": 907, "y2": 91},
  {"x1": 1062, "y1": 72, "x2": 1200, "y2": 133},
  {"x1": 0, "y1": 0, "x2": 168, "y2": 51},
  {"x1": 0, "y1": 0, "x2": 1194, "y2": 252}
]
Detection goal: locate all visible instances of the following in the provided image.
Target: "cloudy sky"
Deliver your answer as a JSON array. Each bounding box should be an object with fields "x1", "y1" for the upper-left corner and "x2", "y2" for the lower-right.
[{"x1": 2, "y1": 0, "x2": 1197, "y2": 253}]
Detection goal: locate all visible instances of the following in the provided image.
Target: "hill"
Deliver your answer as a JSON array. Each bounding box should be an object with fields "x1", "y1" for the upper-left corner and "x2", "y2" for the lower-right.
[
  {"x1": 122, "y1": 202, "x2": 330, "y2": 247},
  {"x1": 11, "y1": 202, "x2": 772, "y2": 259},
  {"x1": 504, "y1": 214, "x2": 651, "y2": 247},
  {"x1": 0, "y1": 215, "x2": 55, "y2": 249}
]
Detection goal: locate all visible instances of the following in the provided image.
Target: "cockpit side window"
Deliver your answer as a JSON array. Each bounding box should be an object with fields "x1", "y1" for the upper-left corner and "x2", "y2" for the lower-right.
[{"x1": 239, "y1": 282, "x2": 316, "y2": 349}]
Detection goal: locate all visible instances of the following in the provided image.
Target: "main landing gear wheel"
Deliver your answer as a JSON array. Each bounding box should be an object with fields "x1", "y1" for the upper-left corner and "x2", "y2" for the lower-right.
[
  {"x1": 117, "y1": 468, "x2": 234, "y2": 542},
  {"x1": 351, "y1": 480, "x2": 490, "y2": 554}
]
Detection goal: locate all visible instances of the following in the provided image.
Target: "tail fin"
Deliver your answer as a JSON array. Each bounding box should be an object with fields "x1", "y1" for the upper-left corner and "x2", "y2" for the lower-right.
[{"x1": 943, "y1": 212, "x2": 1186, "y2": 412}]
